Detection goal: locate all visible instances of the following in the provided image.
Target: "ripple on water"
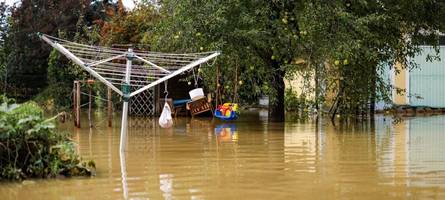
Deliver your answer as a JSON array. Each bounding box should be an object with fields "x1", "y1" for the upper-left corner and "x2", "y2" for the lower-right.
[{"x1": 1, "y1": 115, "x2": 445, "y2": 199}]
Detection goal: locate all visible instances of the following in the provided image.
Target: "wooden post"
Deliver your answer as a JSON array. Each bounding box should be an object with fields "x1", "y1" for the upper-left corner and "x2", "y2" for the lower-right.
[
  {"x1": 108, "y1": 87, "x2": 112, "y2": 127},
  {"x1": 233, "y1": 61, "x2": 238, "y2": 103},
  {"x1": 76, "y1": 81, "x2": 81, "y2": 128},
  {"x1": 73, "y1": 82, "x2": 77, "y2": 127},
  {"x1": 215, "y1": 65, "x2": 219, "y2": 109},
  {"x1": 88, "y1": 85, "x2": 93, "y2": 128}
]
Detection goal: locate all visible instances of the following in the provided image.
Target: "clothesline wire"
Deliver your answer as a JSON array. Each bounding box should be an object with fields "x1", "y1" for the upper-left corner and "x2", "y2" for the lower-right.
[
  {"x1": 46, "y1": 34, "x2": 219, "y2": 90},
  {"x1": 80, "y1": 91, "x2": 110, "y2": 102},
  {"x1": 63, "y1": 45, "x2": 208, "y2": 62},
  {"x1": 46, "y1": 34, "x2": 217, "y2": 57}
]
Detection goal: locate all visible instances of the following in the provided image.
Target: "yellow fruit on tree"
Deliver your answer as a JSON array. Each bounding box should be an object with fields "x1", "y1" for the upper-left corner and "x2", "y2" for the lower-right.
[{"x1": 282, "y1": 18, "x2": 288, "y2": 24}]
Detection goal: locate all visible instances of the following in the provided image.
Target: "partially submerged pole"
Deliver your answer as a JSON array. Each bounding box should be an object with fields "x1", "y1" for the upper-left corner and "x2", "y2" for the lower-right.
[
  {"x1": 88, "y1": 83, "x2": 93, "y2": 128},
  {"x1": 108, "y1": 87, "x2": 112, "y2": 127},
  {"x1": 76, "y1": 81, "x2": 81, "y2": 128},
  {"x1": 73, "y1": 82, "x2": 77, "y2": 127},
  {"x1": 215, "y1": 65, "x2": 219, "y2": 109},
  {"x1": 120, "y1": 48, "x2": 133, "y2": 152}
]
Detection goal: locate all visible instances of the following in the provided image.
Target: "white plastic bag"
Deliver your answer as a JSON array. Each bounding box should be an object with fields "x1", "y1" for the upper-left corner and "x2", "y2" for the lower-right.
[{"x1": 159, "y1": 102, "x2": 173, "y2": 128}]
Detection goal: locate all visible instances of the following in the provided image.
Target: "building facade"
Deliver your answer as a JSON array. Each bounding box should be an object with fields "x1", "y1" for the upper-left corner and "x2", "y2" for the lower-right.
[{"x1": 385, "y1": 46, "x2": 445, "y2": 108}]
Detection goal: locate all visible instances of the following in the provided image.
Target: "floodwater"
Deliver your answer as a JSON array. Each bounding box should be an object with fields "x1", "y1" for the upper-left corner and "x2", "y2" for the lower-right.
[{"x1": 1, "y1": 111, "x2": 445, "y2": 199}]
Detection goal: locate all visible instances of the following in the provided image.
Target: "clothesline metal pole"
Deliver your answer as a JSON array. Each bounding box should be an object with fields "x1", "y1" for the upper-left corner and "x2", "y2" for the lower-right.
[{"x1": 120, "y1": 48, "x2": 133, "y2": 153}]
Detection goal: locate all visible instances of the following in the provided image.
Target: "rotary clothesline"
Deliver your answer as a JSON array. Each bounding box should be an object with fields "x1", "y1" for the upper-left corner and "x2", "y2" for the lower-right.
[
  {"x1": 39, "y1": 33, "x2": 220, "y2": 152},
  {"x1": 40, "y1": 34, "x2": 219, "y2": 96}
]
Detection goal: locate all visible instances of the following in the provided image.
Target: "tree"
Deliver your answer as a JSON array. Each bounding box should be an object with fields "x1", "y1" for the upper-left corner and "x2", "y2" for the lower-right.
[
  {"x1": 0, "y1": 2, "x2": 9, "y2": 93},
  {"x1": 296, "y1": 0, "x2": 445, "y2": 121},
  {"x1": 4, "y1": 0, "x2": 444, "y2": 120},
  {"x1": 100, "y1": 3, "x2": 162, "y2": 46},
  {"x1": 150, "y1": 0, "x2": 303, "y2": 121},
  {"x1": 4, "y1": 0, "x2": 124, "y2": 107},
  {"x1": 5, "y1": 0, "x2": 90, "y2": 101}
]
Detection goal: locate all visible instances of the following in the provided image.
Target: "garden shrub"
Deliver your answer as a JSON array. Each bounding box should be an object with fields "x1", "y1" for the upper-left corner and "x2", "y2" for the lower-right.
[{"x1": 0, "y1": 95, "x2": 95, "y2": 180}]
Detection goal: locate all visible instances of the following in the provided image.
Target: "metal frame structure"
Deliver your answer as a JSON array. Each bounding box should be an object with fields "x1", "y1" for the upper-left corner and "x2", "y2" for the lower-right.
[
  {"x1": 39, "y1": 34, "x2": 220, "y2": 152},
  {"x1": 129, "y1": 87, "x2": 156, "y2": 116}
]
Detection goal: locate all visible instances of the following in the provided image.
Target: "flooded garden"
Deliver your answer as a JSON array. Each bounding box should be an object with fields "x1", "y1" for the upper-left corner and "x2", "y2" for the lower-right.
[
  {"x1": 1, "y1": 111, "x2": 444, "y2": 199},
  {"x1": 1, "y1": 1, "x2": 445, "y2": 199}
]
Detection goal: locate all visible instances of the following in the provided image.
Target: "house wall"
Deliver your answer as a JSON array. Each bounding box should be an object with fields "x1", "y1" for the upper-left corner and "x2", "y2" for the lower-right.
[
  {"x1": 287, "y1": 45, "x2": 445, "y2": 109},
  {"x1": 379, "y1": 45, "x2": 445, "y2": 109},
  {"x1": 393, "y1": 62, "x2": 409, "y2": 105},
  {"x1": 408, "y1": 46, "x2": 445, "y2": 108}
]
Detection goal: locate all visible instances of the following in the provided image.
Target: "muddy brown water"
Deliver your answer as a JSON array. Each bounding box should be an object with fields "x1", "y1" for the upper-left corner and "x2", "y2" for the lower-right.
[{"x1": 1, "y1": 111, "x2": 445, "y2": 199}]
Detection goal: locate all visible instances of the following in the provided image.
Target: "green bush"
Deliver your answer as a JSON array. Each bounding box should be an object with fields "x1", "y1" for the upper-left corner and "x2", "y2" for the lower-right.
[
  {"x1": 284, "y1": 88, "x2": 313, "y2": 112},
  {"x1": 0, "y1": 95, "x2": 95, "y2": 180}
]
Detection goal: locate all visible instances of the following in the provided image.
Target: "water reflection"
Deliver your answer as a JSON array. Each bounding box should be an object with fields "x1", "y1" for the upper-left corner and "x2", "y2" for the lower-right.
[
  {"x1": 159, "y1": 174, "x2": 173, "y2": 200},
  {"x1": 403, "y1": 117, "x2": 445, "y2": 188},
  {"x1": 1, "y1": 113, "x2": 445, "y2": 199},
  {"x1": 284, "y1": 121, "x2": 322, "y2": 173},
  {"x1": 214, "y1": 124, "x2": 238, "y2": 142},
  {"x1": 119, "y1": 151, "x2": 128, "y2": 200}
]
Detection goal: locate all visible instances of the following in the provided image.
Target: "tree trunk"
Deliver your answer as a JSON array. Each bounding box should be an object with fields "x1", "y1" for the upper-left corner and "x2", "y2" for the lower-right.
[
  {"x1": 369, "y1": 64, "x2": 377, "y2": 117},
  {"x1": 330, "y1": 82, "x2": 344, "y2": 124},
  {"x1": 269, "y1": 63, "x2": 285, "y2": 122},
  {"x1": 314, "y1": 62, "x2": 320, "y2": 122}
]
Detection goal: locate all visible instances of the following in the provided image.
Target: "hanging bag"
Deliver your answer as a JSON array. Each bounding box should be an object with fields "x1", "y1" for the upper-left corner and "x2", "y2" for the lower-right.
[
  {"x1": 159, "y1": 81, "x2": 173, "y2": 128},
  {"x1": 159, "y1": 102, "x2": 173, "y2": 128}
]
